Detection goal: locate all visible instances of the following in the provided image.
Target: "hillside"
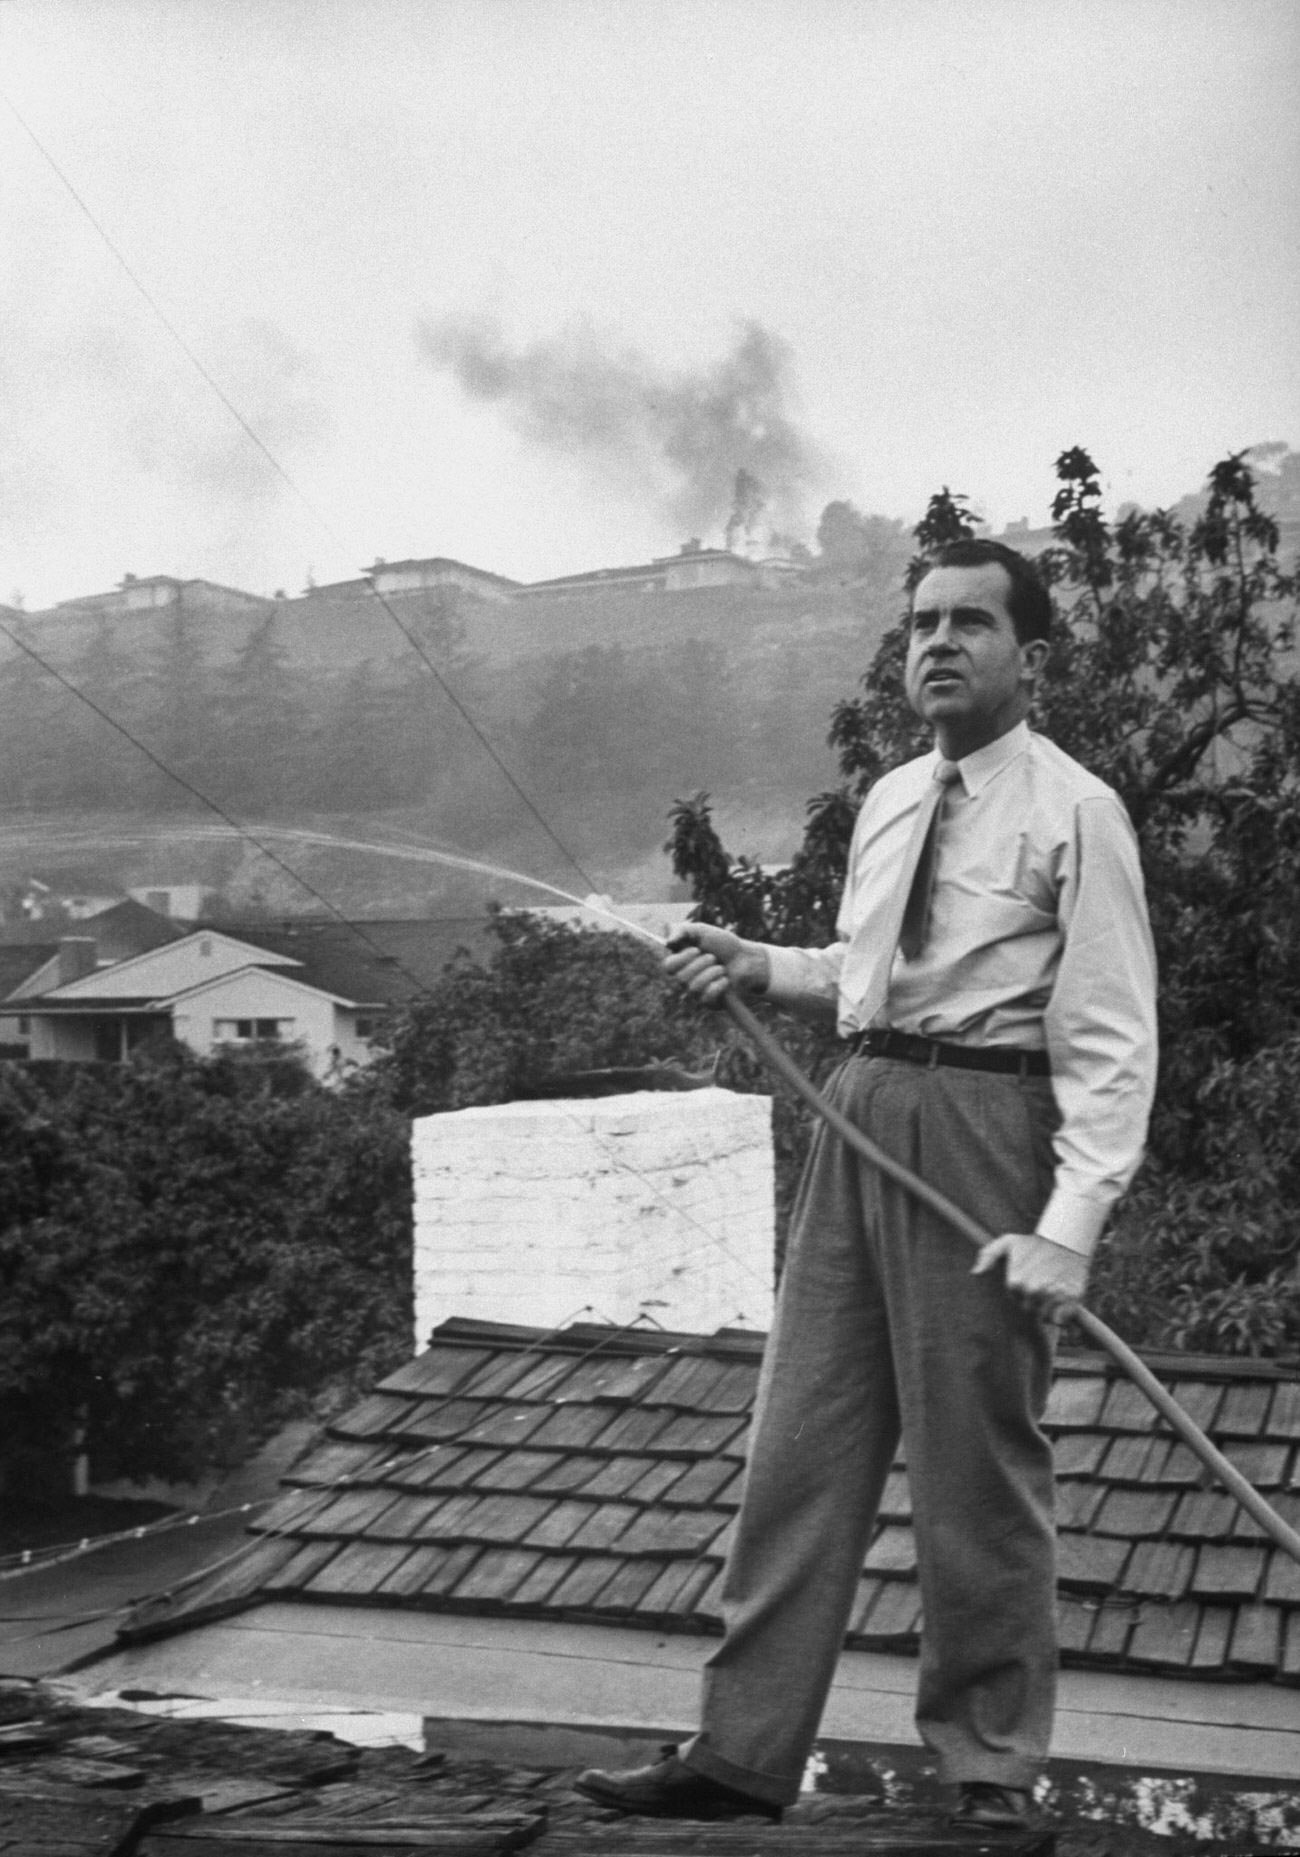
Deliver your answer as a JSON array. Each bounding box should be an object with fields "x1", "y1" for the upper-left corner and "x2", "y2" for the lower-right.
[{"x1": 0, "y1": 570, "x2": 901, "y2": 917}]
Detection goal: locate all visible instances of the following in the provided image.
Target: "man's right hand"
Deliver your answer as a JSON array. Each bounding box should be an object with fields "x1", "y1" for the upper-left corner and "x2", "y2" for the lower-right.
[{"x1": 663, "y1": 925, "x2": 771, "y2": 1006}]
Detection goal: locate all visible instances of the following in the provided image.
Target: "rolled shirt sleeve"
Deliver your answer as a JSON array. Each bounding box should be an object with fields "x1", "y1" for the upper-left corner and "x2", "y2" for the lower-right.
[{"x1": 764, "y1": 938, "x2": 845, "y2": 1008}]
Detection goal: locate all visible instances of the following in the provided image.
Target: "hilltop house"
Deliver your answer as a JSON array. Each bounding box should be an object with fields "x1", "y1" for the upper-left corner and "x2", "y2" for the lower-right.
[
  {"x1": 55, "y1": 573, "x2": 272, "y2": 619},
  {"x1": 519, "y1": 541, "x2": 764, "y2": 602},
  {"x1": 366, "y1": 557, "x2": 521, "y2": 602}
]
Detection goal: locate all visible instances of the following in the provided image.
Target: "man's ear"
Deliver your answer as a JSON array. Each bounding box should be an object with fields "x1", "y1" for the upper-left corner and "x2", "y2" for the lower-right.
[{"x1": 1020, "y1": 638, "x2": 1050, "y2": 685}]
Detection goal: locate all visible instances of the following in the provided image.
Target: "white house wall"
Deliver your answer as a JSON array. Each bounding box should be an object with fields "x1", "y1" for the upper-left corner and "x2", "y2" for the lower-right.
[{"x1": 170, "y1": 970, "x2": 364, "y2": 1077}]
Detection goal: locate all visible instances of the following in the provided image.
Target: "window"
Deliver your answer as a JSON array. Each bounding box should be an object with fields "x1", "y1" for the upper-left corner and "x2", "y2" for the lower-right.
[{"x1": 212, "y1": 1017, "x2": 294, "y2": 1044}]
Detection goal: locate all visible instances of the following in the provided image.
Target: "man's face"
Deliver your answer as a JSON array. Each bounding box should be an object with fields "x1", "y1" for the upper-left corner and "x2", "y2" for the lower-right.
[{"x1": 905, "y1": 562, "x2": 1045, "y2": 757}]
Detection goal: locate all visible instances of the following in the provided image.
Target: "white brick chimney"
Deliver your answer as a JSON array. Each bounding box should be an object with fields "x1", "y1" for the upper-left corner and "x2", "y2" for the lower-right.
[{"x1": 411, "y1": 1088, "x2": 775, "y2": 1344}]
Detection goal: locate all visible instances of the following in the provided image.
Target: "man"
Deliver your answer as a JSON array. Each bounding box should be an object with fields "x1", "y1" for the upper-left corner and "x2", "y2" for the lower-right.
[{"x1": 576, "y1": 539, "x2": 1157, "y2": 1828}]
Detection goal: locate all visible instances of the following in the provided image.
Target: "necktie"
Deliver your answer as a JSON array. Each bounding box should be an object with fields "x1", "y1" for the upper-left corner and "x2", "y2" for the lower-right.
[
  {"x1": 898, "y1": 759, "x2": 962, "y2": 961},
  {"x1": 851, "y1": 759, "x2": 961, "y2": 1027}
]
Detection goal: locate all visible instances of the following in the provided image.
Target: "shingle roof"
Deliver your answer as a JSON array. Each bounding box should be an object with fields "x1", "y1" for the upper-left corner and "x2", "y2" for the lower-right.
[
  {"x1": 207, "y1": 916, "x2": 495, "y2": 1006},
  {"x1": 121, "y1": 1319, "x2": 1300, "y2": 1684}
]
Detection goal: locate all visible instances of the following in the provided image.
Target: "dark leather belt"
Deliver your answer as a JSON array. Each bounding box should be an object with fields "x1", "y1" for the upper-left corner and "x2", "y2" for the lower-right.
[{"x1": 855, "y1": 1027, "x2": 1050, "y2": 1078}]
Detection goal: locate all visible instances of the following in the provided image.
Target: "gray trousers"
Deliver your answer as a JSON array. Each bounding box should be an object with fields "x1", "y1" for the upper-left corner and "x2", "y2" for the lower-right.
[{"x1": 683, "y1": 1053, "x2": 1059, "y2": 1803}]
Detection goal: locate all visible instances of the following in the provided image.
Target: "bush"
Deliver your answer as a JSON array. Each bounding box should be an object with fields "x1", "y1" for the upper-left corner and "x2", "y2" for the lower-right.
[
  {"x1": 1094, "y1": 1038, "x2": 1300, "y2": 1356},
  {"x1": 0, "y1": 1043, "x2": 412, "y2": 1489}
]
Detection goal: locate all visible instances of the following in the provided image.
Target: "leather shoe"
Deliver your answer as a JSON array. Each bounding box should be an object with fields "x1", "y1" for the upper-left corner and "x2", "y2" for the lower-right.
[
  {"x1": 950, "y1": 1782, "x2": 1037, "y2": 1832},
  {"x1": 574, "y1": 1747, "x2": 782, "y2": 1821}
]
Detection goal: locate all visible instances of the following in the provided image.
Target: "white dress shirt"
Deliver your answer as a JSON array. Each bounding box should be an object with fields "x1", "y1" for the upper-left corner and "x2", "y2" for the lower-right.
[{"x1": 764, "y1": 721, "x2": 1158, "y2": 1258}]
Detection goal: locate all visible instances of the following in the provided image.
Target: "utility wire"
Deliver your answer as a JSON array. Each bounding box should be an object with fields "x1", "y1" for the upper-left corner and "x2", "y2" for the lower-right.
[{"x1": 0, "y1": 85, "x2": 601, "y2": 900}]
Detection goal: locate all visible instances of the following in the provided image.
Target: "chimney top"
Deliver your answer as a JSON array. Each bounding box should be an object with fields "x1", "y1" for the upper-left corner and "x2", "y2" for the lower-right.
[{"x1": 57, "y1": 937, "x2": 98, "y2": 987}]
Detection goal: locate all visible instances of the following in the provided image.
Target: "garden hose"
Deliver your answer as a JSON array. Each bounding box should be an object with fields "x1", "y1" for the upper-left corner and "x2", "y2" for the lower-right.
[{"x1": 722, "y1": 990, "x2": 1300, "y2": 1570}]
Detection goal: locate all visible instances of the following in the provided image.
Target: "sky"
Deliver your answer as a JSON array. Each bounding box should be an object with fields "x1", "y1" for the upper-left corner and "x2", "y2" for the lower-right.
[{"x1": 2, "y1": 0, "x2": 1298, "y2": 610}]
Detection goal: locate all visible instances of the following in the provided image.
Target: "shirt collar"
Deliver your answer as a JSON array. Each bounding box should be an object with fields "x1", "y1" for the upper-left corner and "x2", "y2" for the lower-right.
[{"x1": 941, "y1": 719, "x2": 1032, "y2": 797}]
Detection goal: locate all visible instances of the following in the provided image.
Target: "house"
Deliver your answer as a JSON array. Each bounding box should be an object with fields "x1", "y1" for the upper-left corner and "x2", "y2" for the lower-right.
[
  {"x1": 78, "y1": 1085, "x2": 1300, "y2": 1832},
  {"x1": 366, "y1": 557, "x2": 521, "y2": 603},
  {"x1": 0, "y1": 899, "x2": 189, "y2": 1057},
  {"x1": 11, "y1": 927, "x2": 384, "y2": 1075},
  {"x1": 3, "y1": 913, "x2": 493, "y2": 1075},
  {"x1": 54, "y1": 573, "x2": 271, "y2": 619},
  {"x1": 518, "y1": 543, "x2": 763, "y2": 602}
]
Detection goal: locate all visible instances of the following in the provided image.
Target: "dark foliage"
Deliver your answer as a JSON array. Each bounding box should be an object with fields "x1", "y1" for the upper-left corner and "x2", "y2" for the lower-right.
[{"x1": 0, "y1": 1045, "x2": 412, "y2": 1490}]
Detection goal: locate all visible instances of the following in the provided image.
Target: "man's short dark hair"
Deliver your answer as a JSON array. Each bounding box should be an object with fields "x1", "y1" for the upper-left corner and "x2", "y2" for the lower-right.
[{"x1": 916, "y1": 539, "x2": 1053, "y2": 646}]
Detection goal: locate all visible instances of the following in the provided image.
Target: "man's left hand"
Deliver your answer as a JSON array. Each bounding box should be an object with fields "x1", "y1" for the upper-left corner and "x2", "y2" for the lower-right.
[{"x1": 972, "y1": 1231, "x2": 1088, "y2": 1323}]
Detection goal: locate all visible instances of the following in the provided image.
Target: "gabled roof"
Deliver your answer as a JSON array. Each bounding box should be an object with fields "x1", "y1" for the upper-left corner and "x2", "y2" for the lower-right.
[
  {"x1": 122, "y1": 1318, "x2": 1300, "y2": 1686},
  {"x1": 35, "y1": 929, "x2": 299, "y2": 1003},
  {"x1": 83, "y1": 897, "x2": 192, "y2": 957},
  {"x1": 164, "y1": 963, "x2": 363, "y2": 1012},
  {"x1": 16, "y1": 916, "x2": 492, "y2": 1015},
  {"x1": 27, "y1": 966, "x2": 364, "y2": 1015},
  {"x1": 209, "y1": 917, "x2": 495, "y2": 1006}
]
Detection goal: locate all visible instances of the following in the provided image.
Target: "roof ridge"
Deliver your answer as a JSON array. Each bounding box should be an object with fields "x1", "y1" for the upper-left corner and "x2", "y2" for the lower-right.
[
  {"x1": 430, "y1": 1317, "x2": 766, "y2": 1359},
  {"x1": 1056, "y1": 1347, "x2": 1300, "y2": 1382}
]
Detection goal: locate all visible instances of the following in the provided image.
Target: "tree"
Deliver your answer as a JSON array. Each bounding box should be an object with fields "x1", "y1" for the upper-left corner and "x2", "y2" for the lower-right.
[
  {"x1": 0, "y1": 619, "x2": 83, "y2": 813},
  {"x1": 56, "y1": 618, "x2": 154, "y2": 810},
  {"x1": 0, "y1": 1046, "x2": 412, "y2": 1490},
  {"x1": 376, "y1": 908, "x2": 727, "y2": 1116},
  {"x1": 209, "y1": 612, "x2": 316, "y2": 814},
  {"x1": 140, "y1": 604, "x2": 217, "y2": 811},
  {"x1": 668, "y1": 449, "x2": 1300, "y2": 1356}
]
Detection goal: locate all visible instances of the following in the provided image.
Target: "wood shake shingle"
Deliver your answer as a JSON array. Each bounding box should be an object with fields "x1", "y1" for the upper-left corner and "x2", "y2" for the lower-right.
[{"x1": 118, "y1": 1318, "x2": 1300, "y2": 1691}]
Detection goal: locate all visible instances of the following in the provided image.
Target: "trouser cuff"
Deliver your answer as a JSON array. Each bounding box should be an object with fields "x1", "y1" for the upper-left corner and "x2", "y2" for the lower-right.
[
  {"x1": 946, "y1": 1759, "x2": 1043, "y2": 1792},
  {"x1": 680, "y1": 1732, "x2": 801, "y2": 1807}
]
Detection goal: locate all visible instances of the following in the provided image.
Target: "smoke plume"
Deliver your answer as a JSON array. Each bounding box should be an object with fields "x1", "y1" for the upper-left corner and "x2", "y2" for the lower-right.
[{"x1": 416, "y1": 314, "x2": 828, "y2": 546}]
